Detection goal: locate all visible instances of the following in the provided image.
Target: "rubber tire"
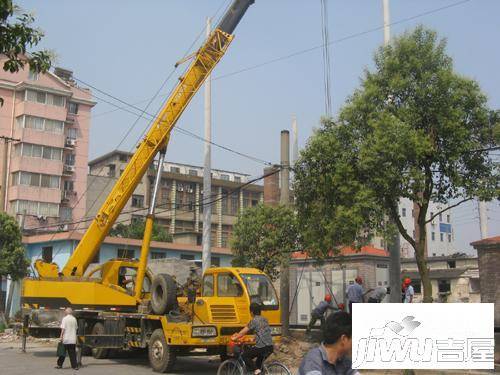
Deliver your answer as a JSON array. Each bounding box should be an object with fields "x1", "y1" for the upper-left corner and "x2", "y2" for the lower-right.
[
  {"x1": 91, "y1": 322, "x2": 109, "y2": 359},
  {"x1": 151, "y1": 274, "x2": 178, "y2": 315},
  {"x1": 217, "y1": 359, "x2": 244, "y2": 375},
  {"x1": 263, "y1": 362, "x2": 291, "y2": 375},
  {"x1": 148, "y1": 328, "x2": 176, "y2": 373}
]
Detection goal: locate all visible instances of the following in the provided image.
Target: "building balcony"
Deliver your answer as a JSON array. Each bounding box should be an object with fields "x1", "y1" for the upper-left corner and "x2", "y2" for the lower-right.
[
  {"x1": 61, "y1": 189, "x2": 76, "y2": 203},
  {"x1": 64, "y1": 137, "x2": 77, "y2": 148},
  {"x1": 63, "y1": 164, "x2": 76, "y2": 175}
]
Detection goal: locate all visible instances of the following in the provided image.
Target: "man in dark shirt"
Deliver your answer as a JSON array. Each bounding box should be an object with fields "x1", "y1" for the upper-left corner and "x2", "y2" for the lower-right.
[
  {"x1": 306, "y1": 294, "x2": 336, "y2": 333},
  {"x1": 299, "y1": 312, "x2": 359, "y2": 375},
  {"x1": 232, "y1": 302, "x2": 273, "y2": 374}
]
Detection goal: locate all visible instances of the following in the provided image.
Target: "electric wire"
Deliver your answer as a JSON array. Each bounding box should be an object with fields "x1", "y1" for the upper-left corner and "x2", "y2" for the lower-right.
[{"x1": 212, "y1": 0, "x2": 472, "y2": 81}]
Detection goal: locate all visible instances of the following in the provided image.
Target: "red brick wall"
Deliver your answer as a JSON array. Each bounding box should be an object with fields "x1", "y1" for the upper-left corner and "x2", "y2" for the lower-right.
[{"x1": 263, "y1": 167, "x2": 280, "y2": 206}]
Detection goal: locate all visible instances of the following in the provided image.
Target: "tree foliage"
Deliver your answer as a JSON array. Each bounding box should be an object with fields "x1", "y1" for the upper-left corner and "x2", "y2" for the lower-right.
[
  {"x1": 230, "y1": 204, "x2": 298, "y2": 280},
  {"x1": 0, "y1": 212, "x2": 29, "y2": 280},
  {"x1": 0, "y1": 0, "x2": 52, "y2": 105},
  {"x1": 294, "y1": 26, "x2": 499, "y2": 302},
  {"x1": 109, "y1": 220, "x2": 173, "y2": 243}
]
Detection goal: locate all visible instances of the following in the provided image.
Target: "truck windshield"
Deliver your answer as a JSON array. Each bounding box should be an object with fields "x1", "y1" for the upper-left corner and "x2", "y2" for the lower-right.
[{"x1": 240, "y1": 274, "x2": 279, "y2": 310}]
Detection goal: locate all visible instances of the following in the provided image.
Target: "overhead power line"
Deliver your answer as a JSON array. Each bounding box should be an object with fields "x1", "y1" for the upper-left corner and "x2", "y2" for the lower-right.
[{"x1": 212, "y1": 0, "x2": 471, "y2": 81}]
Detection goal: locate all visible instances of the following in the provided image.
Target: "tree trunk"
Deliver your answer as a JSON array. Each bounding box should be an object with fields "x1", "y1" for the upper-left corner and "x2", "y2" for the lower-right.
[{"x1": 414, "y1": 223, "x2": 433, "y2": 302}]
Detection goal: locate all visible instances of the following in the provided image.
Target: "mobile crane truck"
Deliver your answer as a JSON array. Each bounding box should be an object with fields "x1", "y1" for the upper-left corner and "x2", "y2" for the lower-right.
[{"x1": 20, "y1": 1, "x2": 282, "y2": 372}]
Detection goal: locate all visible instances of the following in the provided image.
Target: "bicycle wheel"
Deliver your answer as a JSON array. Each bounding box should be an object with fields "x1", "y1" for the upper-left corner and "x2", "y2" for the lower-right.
[
  {"x1": 263, "y1": 361, "x2": 291, "y2": 375},
  {"x1": 217, "y1": 359, "x2": 245, "y2": 375}
]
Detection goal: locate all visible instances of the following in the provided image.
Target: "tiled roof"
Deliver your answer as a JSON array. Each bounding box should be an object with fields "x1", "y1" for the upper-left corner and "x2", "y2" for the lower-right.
[
  {"x1": 292, "y1": 245, "x2": 389, "y2": 259},
  {"x1": 470, "y1": 236, "x2": 500, "y2": 248}
]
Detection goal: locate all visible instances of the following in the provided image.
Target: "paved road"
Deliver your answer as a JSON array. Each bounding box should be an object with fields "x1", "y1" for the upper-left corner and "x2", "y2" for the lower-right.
[{"x1": 0, "y1": 342, "x2": 220, "y2": 375}]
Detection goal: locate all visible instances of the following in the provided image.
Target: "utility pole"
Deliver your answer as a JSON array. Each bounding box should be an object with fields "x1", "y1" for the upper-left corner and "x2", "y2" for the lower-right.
[
  {"x1": 383, "y1": 0, "x2": 391, "y2": 46},
  {"x1": 292, "y1": 115, "x2": 298, "y2": 165},
  {"x1": 382, "y1": 0, "x2": 401, "y2": 303},
  {"x1": 202, "y1": 17, "x2": 212, "y2": 273},
  {"x1": 478, "y1": 201, "x2": 488, "y2": 239},
  {"x1": 0, "y1": 136, "x2": 20, "y2": 212},
  {"x1": 280, "y1": 130, "x2": 290, "y2": 335}
]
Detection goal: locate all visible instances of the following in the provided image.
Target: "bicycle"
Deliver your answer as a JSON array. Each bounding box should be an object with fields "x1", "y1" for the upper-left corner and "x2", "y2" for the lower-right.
[{"x1": 217, "y1": 338, "x2": 291, "y2": 375}]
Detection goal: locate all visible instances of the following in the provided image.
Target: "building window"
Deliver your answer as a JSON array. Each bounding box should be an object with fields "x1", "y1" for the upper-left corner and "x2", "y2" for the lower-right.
[
  {"x1": 18, "y1": 115, "x2": 64, "y2": 134},
  {"x1": 59, "y1": 207, "x2": 72, "y2": 221},
  {"x1": 42, "y1": 246, "x2": 53, "y2": 263},
  {"x1": 180, "y1": 254, "x2": 195, "y2": 261},
  {"x1": 12, "y1": 171, "x2": 60, "y2": 189},
  {"x1": 131, "y1": 195, "x2": 144, "y2": 208},
  {"x1": 220, "y1": 174, "x2": 230, "y2": 181},
  {"x1": 63, "y1": 180, "x2": 74, "y2": 191},
  {"x1": 438, "y1": 279, "x2": 451, "y2": 293},
  {"x1": 66, "y1": 127, "x2": 78, "y2": 139},
  {"x1": 117, "y1": 248, "x2": 135, "y2": 259},
  {"x1": 91, "y1": 250, "x2": 100, "y2": 264},
  {"x1": 412, "y1": 279, "x2": 422, "y2": 294},
  {"x1": 68, "y1": 102, "x2": 79, "y2": 114},
  {"x1": 401, "y1": 208, "x2": 406, "y2": 217},
  {"x1": 469, "y1": 278, "x2": 480, "y2": 293},
  {"x1": 188, "y1": 169, "x2": 198, "y2": 176},
  {"x1": 447, "y1": 260, "x2": 456, "y2": 269},
  {"x1": 151, "y1": 251, "x2": 166, "y2": 260},
  {"x1": 234, "y1": 176, "x2": 241, "y2": 183},
  {"x1": 202, "y1": 275, "x2": 214, "y2": 297},
  {"x1": 211, "y1": 256, "x2": 220, "y2": 267},
  {"x1": 65, "y1": 153, "x2": 76, "y2": 166},
  {"x1": 446, "y1": 214, "x2": 450, "y2": 223},
  {"x1": 13, "y1": 200, "x2": 59, "y2": 217},
  {"x1": 439, "y1": 213, "x2": 443, "y2": 222},
  {"x1": 431, "y1": 232, "x2": 435, "y2": 241},
  {"x1": 440, "y1": 233, "x2": 444, "y2": 242},
  {"x1": 16, "y1": 143, "x2": 63, "y2": 161},
  {"x1": 243, "y1": 191, "x2": 260, "y2": 208},
  {"x1": 119, "y1": 153, "x2": 128, "y2": 162},
  {"x1": 25, "y1": 89, "x2": 65, "y2": 107},
  {"x1": 28, "y1": 70, "x2": 39, "y2": 81},
  {"x1": 448, "y1": 234, "x2": 452, "y2": 242},
  {"x1": 411, "y1": 209, "x2": 415, "y2": 217},
  {"x1": 108, "y1": 164, "x2": 116, "y2": 177},
  {"x1": 170, "y1": 166, "x2": 180, "y2": 173}
]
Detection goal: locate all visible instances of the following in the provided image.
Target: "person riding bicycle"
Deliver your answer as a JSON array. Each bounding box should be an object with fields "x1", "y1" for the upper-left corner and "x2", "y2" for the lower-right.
[{"x1": 232, "y1": 302, "x2": 273, "y2": 375}]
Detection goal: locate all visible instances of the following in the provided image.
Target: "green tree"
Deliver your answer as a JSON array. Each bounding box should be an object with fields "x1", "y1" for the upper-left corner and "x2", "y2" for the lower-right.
[
  {"x1": 294, "y1": 27, "x2": 499, "y2": 302},
  {"x1": 230, "y1": 204, "x2": 298, "y2": 280},
  {"x1": 1, "y1": 0, "x2": 52, "y2": 104},
  {"x1": 109, "y1": 219, "x2": 173, "y2": 243},
  {"x1": 0, "y1": 212, "x2": 29, "y2": 281}
]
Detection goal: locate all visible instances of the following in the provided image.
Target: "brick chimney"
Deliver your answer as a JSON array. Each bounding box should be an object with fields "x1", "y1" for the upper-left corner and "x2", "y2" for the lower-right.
[{"x1": 263, "y1": 166, "x2": 280, "y2": 206}]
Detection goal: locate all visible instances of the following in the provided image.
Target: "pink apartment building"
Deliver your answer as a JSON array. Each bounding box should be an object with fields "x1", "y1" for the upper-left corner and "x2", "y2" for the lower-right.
[{"x1": 0, "y1": 59, "x2": 95, "y2": 231}]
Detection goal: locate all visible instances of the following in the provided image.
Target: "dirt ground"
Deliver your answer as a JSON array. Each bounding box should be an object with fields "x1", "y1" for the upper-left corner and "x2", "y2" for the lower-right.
[{"x1": 0, "y1": 330, "x2": 498, "y2": 374}]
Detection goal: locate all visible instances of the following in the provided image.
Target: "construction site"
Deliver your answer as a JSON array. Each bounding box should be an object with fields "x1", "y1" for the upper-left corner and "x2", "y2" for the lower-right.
[{"x1": 0, "y1": 0, "x2": 499, "y2": 374}]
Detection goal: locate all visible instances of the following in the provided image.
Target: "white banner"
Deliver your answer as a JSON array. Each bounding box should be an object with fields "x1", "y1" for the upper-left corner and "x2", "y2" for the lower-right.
[{"x1": 352, "y1": 303, "x2": 494, "y2": 369}]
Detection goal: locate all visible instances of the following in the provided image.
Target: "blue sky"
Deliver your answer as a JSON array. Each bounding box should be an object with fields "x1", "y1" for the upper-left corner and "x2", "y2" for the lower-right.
[{"x1": 18, "y1": 0, "x2": 499, "y2": 251}]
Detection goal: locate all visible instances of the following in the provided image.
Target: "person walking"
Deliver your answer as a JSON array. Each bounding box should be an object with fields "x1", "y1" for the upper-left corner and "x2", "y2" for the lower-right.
[
  {"x1": 367, "y1": 286, "x2": 387, "y2": 303},
  {"x1": 56, "y1": 307, "x2": 79, "y2": 370},
  {"x1": 306, "y1": 294, "x2": 336, "y2": 333},
  {"x1": 346, "y1": 277, "x2": 365, "y2": 315},
  {"x1": 403, "y1": 278, "x2": 414, "y2": 303}
]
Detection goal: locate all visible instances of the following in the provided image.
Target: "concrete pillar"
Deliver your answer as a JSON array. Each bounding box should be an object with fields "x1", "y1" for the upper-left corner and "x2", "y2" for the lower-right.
[
  {"x1": 217, "y1": 186, "x2": 222, "y2": 247},
  {"x1": 195, "y1": 182, "x2": 200, "y2": 232},
  {"x1": 170, "y1": 180, "x2": 176, "y2": 234},
  {"x1": 471, "y1": 236, "x2": 500, "y2": 327}
]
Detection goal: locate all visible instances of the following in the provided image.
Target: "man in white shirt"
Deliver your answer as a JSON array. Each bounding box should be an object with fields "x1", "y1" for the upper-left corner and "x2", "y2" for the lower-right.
[{"x1": 56, "y1": 307, "x2": 79, "y2": 370}]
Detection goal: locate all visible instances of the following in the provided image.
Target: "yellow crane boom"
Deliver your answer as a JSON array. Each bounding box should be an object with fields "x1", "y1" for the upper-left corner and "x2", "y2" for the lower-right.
[{"x1": 34, "y1": 0, "x2": 255, "y2": 278}]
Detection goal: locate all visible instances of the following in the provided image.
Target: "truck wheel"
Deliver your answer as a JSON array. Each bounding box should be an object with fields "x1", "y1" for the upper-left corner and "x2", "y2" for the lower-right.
[
  {"x1": 148, "y1": 329, "x2": 176, "y2": 373},
  {"x1": 91, "y1": 322, "x2": 109, "y2": 359},
  {"x1": 151, "y1": 274, "x2": 177, "y2": 315}
]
